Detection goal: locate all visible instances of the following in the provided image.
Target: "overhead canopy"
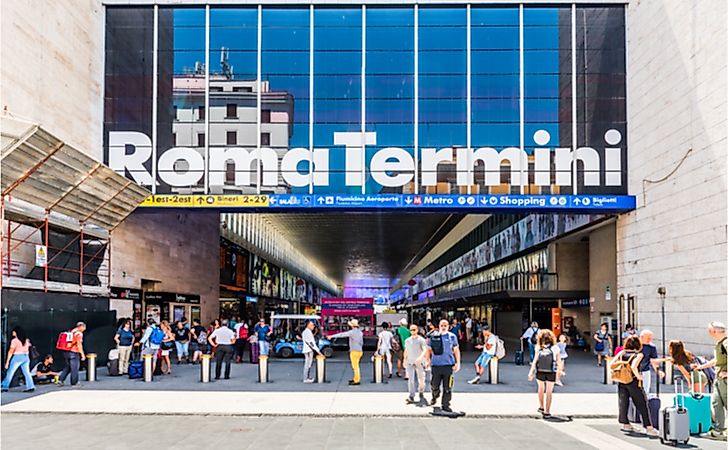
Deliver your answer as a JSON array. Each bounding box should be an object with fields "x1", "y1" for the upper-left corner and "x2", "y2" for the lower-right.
[{"x1": 1, "y1": 119, "x2": 149, "y2": 230}]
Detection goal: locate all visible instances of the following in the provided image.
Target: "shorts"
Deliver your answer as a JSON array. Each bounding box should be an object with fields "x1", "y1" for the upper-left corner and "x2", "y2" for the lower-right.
[
  {"x1": 161, "y1": 349, "x2": 170, "y2": 356},
  {"x1": 536, "y1": 372, "x2": 556, "y2": 382},
  {"x1": 475, "y1": 353, "x2": 493, "y2": 368},
  {"x1": 396, "y1": 349, "x2": 404, "y2": 361}
]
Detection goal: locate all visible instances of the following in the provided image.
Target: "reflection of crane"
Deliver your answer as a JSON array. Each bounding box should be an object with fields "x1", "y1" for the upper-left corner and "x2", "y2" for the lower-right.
[{"x1": 220, "y1": 47, "x2": 234, "y2": 79}]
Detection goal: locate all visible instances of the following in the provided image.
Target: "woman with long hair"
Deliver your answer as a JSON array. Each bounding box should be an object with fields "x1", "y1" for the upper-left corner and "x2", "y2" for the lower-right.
[
  {"x1": 611, "y1": 335, "x2": 658, "y2": 436},
  {"x1": 528, "y1": 329, "x2": 563, "y2": 418},
  {"x1": 661, "y1": 340, "x2": 707, "y2": 392},
  {"x1": 1, "y1": 326, "x2": 35, "y2": 392},
  {"x1": 159, "y1": 320, "x2": 175, "y2": 375}
]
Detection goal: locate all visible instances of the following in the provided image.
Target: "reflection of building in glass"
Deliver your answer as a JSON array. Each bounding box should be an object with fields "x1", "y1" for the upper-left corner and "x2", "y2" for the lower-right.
[{"x1": 172, "y1": 60, "x2": 294, "y2": 194}]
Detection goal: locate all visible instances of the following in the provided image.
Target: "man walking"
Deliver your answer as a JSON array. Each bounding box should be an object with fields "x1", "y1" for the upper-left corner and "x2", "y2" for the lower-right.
[
  {"x1": 209, "y1": 319, "x2": 236, "y2": 380},
  {"x1": 254, "y1": 318, "x2": 273, "y2": 357},
  {"x1": 426, "y1": 319, "x2": 461, "y2": 412},
  {"x1": 302, "y1": 320, "x2": 322, "y2": 383},
  {"x1": 404, "y1": 324, "x2": 428, "y2": 404},
  {"x1": 692, "y1": 321, "x2": 727, "y2": 441},
  {"x1": 521, "y1": 322, "x2": 540, "y2": 363},
  {"x1": 468, "y1": 324, "x2": 497, "y2": 384},
  {"x1": 139, "y1": 319, "x2": 164, "y2": 374},
  {"x1": 638, "y1": 330, "x2": 663, "y2": 394},
  {"x1": 395, "y1": 318, "x2": 411, "y2": 377},
  {"x1": 58, "y1": 322, "x2": 86, "y2": 386},
  {"x1": 330, "y1": 319, "x2": 364, "y2": 385}
]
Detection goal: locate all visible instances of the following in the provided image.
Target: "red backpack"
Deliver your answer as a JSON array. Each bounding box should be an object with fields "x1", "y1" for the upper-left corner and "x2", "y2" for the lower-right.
[
  {"x1": 56, "y1": 331, "x2": 75, "y2": 351},
  {"x1": 238, "y1": 325, "x2": 249, "y2": 340}
]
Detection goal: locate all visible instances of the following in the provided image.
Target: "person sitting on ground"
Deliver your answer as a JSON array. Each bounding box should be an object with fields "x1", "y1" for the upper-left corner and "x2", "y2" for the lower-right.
[
  {"x1": 31, "y1": 355, "x2": 60, "y2": 384},
  {"x1": 527, "y1": 329, "x2": 563, "y2": 419},
  {"x1": 468, "y1": 325, "x2": 497, "y2": 385},
  {"x1": 611, "y1": 335, "x2": 658, "y2": 437}
]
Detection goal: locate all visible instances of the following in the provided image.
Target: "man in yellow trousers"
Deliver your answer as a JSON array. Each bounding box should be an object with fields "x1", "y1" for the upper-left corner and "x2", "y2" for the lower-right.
[{"x1": 331, "y1": 319, "x2": 364, "y2": 385}]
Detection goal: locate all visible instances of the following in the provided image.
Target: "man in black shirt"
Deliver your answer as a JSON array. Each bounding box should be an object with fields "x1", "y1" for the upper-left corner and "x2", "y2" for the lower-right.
[
  {"x1": 32, "y1": 355, "x2": 60, "y2": 384},
  {"x1": 639, "y1": 330, "x2": 663, "y2": 394}
]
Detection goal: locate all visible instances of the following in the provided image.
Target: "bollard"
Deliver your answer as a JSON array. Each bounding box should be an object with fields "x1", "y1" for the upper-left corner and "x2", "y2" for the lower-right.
[
  {"x1": 86, "y1": 353, "x2": 97, "y2": 382},
  {"x1": 488, "y1": 357, "x2": 499, "y2": 384},
  {"x1": 258, "y1": 355, "x2": 269, "y2": 383},
  {"x1": 665, "y1": 360, "x2": 673, "y2": 385},
  {"x1": 200, "y1": 354, "x2": 211, "y2": 383},
  {"x1": 143, "y1": 354, "x2": 153, "y2": 382},
  {"x1": 316, "y1": 354, "x2": 327, "y2": 383},
  {"x1": 372, "y1": 355, "x2": 384, "y2": 383},
  {"x1": 603, "y1": 356, "x2": 613, "y2": 384}
]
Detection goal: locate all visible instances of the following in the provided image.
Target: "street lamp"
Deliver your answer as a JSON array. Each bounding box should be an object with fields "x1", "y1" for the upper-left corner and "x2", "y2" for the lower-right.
[{"x1": 657, "y1": 286, "x2": 667, "y2": 357}]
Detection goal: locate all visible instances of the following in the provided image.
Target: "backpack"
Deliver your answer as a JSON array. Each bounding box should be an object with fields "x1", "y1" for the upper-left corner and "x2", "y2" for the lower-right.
[
  {"x1": 238, "y1": 325, "x2": 249, "y2": 340},
  {"x1": 197, "y1": 329, "x2": 208, "y2": 345},
  {"x1": 611, "y1": 354, "x2": 636, "y2": 384},
  {"x1": 430, "y1": 333, "x2": 444, "y2": 356},
  {"x1": 536, "y1": 346, "x2": 555, "y2": 373},
  {"x1": 149, "y1": 326, "x2": 165, "y2": 345},
  {"x1": 391, "y1": 332, "x2": 402, "y2": 352},
  {"x1": 55, "y1": 331, "x2": 75, "y2": 351},
  {"x1": 529, "y1": 328, "x2": 539, "y2": 345},
  {"x1": 495, "y1": 337, "x2": 506, "y2": 359}
]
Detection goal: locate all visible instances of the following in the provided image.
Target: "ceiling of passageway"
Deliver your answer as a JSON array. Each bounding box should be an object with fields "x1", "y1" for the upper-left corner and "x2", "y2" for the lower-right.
[{"x1": 262, "y1": 213, "x2": 462, "y2": 287}]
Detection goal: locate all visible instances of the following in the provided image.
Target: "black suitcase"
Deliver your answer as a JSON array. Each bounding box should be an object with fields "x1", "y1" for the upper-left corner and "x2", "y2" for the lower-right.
[
  {"x1": 515, "y1": 339, "x2": 525, "y2": 366},
  {"x1": 107, "y1": 358, "x2": 120, "y2": 376}
]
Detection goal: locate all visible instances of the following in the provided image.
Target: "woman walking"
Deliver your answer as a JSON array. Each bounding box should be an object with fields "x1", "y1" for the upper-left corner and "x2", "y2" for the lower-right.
[
  {"x1": 611, "y1": 335, "x2": 659, "y2": 436},
  {"x1": 1, "y1": 326, "x2": 35, "y2": 392},
  {"x1": 527, "y1": 329, "x2": 563, "y2": 418},
  {"x1": 555, "y1": 333, "x2": 569, "y2": 386},
  {"x1": 114, "y1": 320, "x2": 135, "y2": 375},
  {"x1": 377, "y1": 322, "x2": 395, "y2": 378},
  {"x1": 593, "y1": 323, "x2": 613, "y2": 367}
]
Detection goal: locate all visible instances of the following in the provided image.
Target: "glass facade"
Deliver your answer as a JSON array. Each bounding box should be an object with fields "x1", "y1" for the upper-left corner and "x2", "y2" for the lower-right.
[{"x1": 104, "y1": 4, "x2": 627, "y2": 196}]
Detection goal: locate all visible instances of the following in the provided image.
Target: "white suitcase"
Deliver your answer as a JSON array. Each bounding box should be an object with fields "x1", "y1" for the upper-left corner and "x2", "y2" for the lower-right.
[{"x1": 659, "y1": 379, "x2": 690, "y2": 446}]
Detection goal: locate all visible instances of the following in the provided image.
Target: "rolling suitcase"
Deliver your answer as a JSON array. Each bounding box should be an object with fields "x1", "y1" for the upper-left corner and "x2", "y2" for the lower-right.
[
  {"x1": 674, "y1": 372, "x2": 712, "y2": 435},
  {"x1": 128, "y1": 350, "x2": 143, "y2": 379},
  {"x1": 515, "y1": 339, "x2": 525, "y2": 366},
  {"x1": 660, "y1": 379, "x2": 690, "y2": 446},
  {"x1": 107, "y1": 358, "x2": 120, "y2": 376}
]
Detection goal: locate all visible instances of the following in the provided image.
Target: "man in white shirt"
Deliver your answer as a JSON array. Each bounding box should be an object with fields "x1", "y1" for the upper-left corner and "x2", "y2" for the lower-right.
[
  {"x1": 301, "y1": 320, "x2": 322, "y2": 383},
  {"x1": 521, "y1": 322, "x2": 540, "y2": 363},
  {"x1": 468, "y1": 324, "x2": 497, "y2": 384},
  {"x1": 465, "y1": 317, "x2": 473, "y2": 343},
  {"x1": 209, "y1": 319, "x2": 236, "y2": 380},
  {"x1": 404, "y1": 324, "x2": 428, "y2": 404}
]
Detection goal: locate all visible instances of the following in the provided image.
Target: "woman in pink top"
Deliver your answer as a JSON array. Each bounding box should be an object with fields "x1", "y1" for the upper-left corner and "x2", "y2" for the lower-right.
[{"x1": 2, "y1": 326, "x2": 35, "y2": 392}]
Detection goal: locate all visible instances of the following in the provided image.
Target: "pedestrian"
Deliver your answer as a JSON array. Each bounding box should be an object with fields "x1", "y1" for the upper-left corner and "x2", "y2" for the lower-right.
[
  {"x1": 139, "y1": 319, "x2": 164, "y2": 374},
  {"x1": 189, "y1": 319, "x2": 207, "y2": 364},
  {"x1": 465, "y1": 316, "x2": 473, "y2": 344},
  {"x1": 404, "y1": 324, "x2": 428, "y2": 404},
  {"x1": 395, "y1": 318, "x2": 411, "y2": 378},
  {"x1": 208, "y1": 319, "x2": 221, "y2": 356},
  {"x1": 330, "y1": 319, "x2": 364, "y2": 385},
  {"x1": 555, "y1": 333, "x2": 569, "y2": 386},
  {"x1": 114, "y1": 319, "x2": 134, "y2": 375},
  {"x1": 527, "y1": 329, "x2": 563, "y2": 418},
  {"x1": 58, "y1": 322, "x2": 86, "y2": 387},
  {"x1": 1, "y1": 326, "x2": 35, "y2": 392},
  {"x1": 521, "y1": 322, "x2": 540, "y2": 363},
  {"x1": 159, "y1": 320, "x2": 175, "y2": 374},
  {"x1": 377, "y1": 322, "x2": 394, "y2": 378},
  {"x1": 174, "y1": 321, "x2": 190, "y2": 364},
  {"x1": 209, "y1": 319, "x2": 236, "y2": 380},
  {"x1": 468, "y1": 324, "x2": 497, "y2": 384},
  {"x1": 622, "y1": 323, "x2": 638, "y2": 342},
  {"x1": 451, "y1": 318, "x2": 462, "y2": 341},
  {"x1": 426, "y1": 319, "x2": 461, "y2": 412},
  {"x1": 638, "y1": 330, "x2": 662, "y2": 395},
  {"x1": 610, "y1": 335, "x2": 659, "y2": 436},
  {"x1": 31, "y1": 355, "x2": 60, "y2": 385},
  {"x1": 691, "y1": 321, "x2": 727, "y2": 441},
  {"x1": 234, "y1": 320, "x2": 249, "y2": 363},
  {"x1": 660, "y1": 340, "x2": 708, "y2": 392},
  {"x1": 593, "y1": 323, "x2": 612, "y2": 367},
  {"x1": 254, "y1": 317, "x2": 273, "y2": 357},
  {"x1": 302, "y1": 320, "x2": 322, "y2": 383}
]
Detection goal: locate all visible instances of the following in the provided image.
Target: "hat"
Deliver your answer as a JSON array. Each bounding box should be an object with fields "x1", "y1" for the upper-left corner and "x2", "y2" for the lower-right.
[
  {"x1": 348, "y1": 319, "x2": 359, "y2": 327},
  {"x1": 399, "y1": 318, "x2": 408, "y2": 326}
]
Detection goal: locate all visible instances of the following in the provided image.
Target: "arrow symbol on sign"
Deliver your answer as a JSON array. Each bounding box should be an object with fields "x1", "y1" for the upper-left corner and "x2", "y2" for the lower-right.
[
  {"x1": 574, "y1": 198, "x2": 581, "y2": 205},
  {"x1": 196, "y1": 197, "x2": 205, "y2": 205},
  {"x1": 317, "y1": 197, "x2": 325, "y2": 204},
  {"x1": 405, "y1": 197, "x2": 412, "y2": 205}
]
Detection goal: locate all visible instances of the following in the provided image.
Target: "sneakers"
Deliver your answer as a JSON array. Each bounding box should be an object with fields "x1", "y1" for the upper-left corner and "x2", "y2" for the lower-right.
[
  {"x1": 441, "y1": 406, "x2": 453, "y2": 413},
  {"x1": 303, "y1": 378, "x2": 315, "y2": 384},
  {"x1": 348, "y1": 380, "x2": 360, "y2": 386},
  {"x1": 706, "y1": 429, "x2": 727, "y2": 441},
  {"x1": 555, "y1": 380, "x2": 564, "y2": 387},
  {"x1": 645, "y1": 428, "x2": 659, "y2": 438},
  {"x1": 23, "y1": 388, "x2": 35, "y2": 393},
  {"x1": 467, "y1": 376, "x2": 481, "y2": 385},
  {"x1": 406, "y1": 396, "x2": 415, "y2": 404}
]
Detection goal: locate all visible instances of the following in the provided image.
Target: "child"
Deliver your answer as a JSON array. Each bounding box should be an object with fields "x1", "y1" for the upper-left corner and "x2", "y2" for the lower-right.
[{"x1": 555, "y1": 334, "x2": 568, "y2": 386}]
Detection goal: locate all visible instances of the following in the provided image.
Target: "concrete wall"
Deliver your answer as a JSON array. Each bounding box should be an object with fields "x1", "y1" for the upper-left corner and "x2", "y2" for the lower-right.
[
  {"x1": 110, "y1": 211, "x2": 221, "y2": 325},
  {"x1": 589, "y1": 223, "x2": 618, "y2": 336},
  {"x1": 0, "y1": 0, "x2": 104, "y2": 158},
  {"x1": 618, "y1": 0, "x2": 728, "y2": 355},
  {"x1": 552, "y1": 242, "x2": 589, "y2": 291}
]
